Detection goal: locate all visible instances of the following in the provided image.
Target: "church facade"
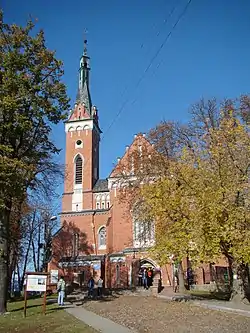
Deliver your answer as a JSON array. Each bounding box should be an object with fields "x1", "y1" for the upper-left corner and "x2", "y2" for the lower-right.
[{"x1": 48, "y1": 44, "x2": 229, "y2": 290}]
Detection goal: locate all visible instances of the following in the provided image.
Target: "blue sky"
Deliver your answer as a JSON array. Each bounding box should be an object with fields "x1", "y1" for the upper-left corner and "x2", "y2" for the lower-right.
[{"x1": 3, "y1": 0, "x2": 250, "y2": 210}]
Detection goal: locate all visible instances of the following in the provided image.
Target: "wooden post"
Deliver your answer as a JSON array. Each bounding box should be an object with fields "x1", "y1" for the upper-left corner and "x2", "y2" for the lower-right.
[{"x1": 24, "y1": 279, "x2": 27, "y2": 318}]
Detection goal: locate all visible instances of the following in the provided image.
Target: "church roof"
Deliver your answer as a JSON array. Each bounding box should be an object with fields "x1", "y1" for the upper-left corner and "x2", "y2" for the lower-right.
[
  {"x1": 93, "y1": 179, "x2": 109, "y2": 192},
  {"x1": 65, "y1": 40, "x2": 100, "y2": 127},
  {"x1": 109, "y1": 133, "x2": 152, "y2": 178},
  {"x1": 76, "y1": 40, "x2": 92, "y2": 116}
]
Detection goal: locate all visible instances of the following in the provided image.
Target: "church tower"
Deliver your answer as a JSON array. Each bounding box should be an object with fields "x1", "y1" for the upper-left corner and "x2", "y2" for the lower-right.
[{"x1": 62, "y1": 40, "x2": 102, "y2": 212}]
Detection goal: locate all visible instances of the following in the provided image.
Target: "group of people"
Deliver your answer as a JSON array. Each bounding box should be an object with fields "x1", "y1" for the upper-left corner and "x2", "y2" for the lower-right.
[
  {"x1": 57, "y1": 266, "x2": 158, "y2": 306},
  {"x1": 138, "y1": 267, "x2": 154, "y2": 289},
  {"x1": 56, "y1": 275, "x2": 104, "y2": 306},
  {"x1": 87, "y1": 276, "x2": 104, "y2": 298}
]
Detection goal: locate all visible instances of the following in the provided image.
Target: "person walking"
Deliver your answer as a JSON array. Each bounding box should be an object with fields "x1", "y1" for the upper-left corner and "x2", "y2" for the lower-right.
[
  {"x1": 147, "y1": 268, "x2": 153, "y2": 288},
  {"x1": 142, "y1": 268, "x2": 148, "y2": 289},
  {"x1": 138, "y1": 269, "x2": 143, "y2": 286},
  {"x1": 87, "y1": 277, "x2": 94, "y2": 298},
  {"x1": 97, "y1": 276, "x2": 103, "y2": 298},
  {"x1": 57, "y1": 276, "x2": 66, "y2": 306}
]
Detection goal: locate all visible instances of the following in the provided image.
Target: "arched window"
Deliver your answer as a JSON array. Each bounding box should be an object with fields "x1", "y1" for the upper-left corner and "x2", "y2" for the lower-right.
[
  {"x1": 98, "y1": 227, "x2": 106, "y2": 248},
  {"x1": 106, "y1": 195, "x2": 110, "y2": 209},
  {"x1": 96, "y1": 195, "x2": 100, "y2": 209},
  {"x1": 75, "y1": 155, "x2": 83, "y2": 184}
]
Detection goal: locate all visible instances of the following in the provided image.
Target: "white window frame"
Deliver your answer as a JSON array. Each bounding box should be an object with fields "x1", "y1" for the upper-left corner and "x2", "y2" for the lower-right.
[
  {"x1": 98, "y1": 226, "x2": 106, "y2": 250},
  {"x1": 74, "y1": 154, "x2": 84, "y2": 186},
  {"x1": 133, "y1": 220, "x2": 155, "y2": 248}
]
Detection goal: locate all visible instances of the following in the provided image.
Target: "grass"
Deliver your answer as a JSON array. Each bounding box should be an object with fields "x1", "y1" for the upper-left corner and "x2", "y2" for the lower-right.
[
  {"x1": 0, "y1": 297, "x2": 98, "y2": 333},
  {"x1": 188, "y1": 289, "x2": 231, "y2": 301}
]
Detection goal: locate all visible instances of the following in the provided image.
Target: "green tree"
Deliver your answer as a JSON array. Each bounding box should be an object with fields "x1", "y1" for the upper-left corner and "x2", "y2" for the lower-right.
[{"x1": 0, "y1": 12, "x2": 69, "y2": 313}]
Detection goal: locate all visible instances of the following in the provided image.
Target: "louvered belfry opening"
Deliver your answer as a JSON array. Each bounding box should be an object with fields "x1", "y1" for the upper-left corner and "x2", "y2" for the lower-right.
[{"x1": 75, "y1": 155, "x2": 83, "y2": 184}]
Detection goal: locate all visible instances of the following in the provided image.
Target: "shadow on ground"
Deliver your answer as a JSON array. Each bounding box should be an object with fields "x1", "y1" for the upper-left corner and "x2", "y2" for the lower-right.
[
  {"x1": 9, "y1": 301, "x2": 74, "y2": 313},
  {"x1": 189, "y1": 290, "x2": 231, "y2": 301},
  {"x1": 64, "y1": 288, "x2": 136, "y2": 307}
]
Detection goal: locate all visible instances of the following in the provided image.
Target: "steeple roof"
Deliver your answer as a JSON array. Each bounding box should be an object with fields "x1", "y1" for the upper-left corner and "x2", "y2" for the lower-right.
[
  {"x1": 66, "y1": 39, "x2": 100, "y2": 127},
  {"x1": 76, "y1": 80, "x2": 92, "y2": 114},
  {"x1": 76, "y1": 39, "x2": 92, "y2": 115}
]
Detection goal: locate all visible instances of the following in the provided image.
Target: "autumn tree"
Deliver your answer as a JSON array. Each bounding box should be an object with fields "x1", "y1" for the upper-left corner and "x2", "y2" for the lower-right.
[
  {"x1": 187, "y1": 100, "x2": 250, "y2": 302},
  {"x1": 0, "y1": 12, "x2": 69, "y2": 313},
  {"x1": 114, "y1": 123, "x2": 196, "y2": 287},
  {"x1": 117, "y1": 97, "x2": 250, "y2": 300},
  {"x1": 147, "y1": 98, "x2": 249, "y2": 300}
]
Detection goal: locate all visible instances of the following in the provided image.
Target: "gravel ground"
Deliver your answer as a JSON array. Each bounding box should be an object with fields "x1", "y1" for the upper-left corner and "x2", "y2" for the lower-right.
[{"x1": 83, "y1": 295, "x2": 250, "y2": 333}]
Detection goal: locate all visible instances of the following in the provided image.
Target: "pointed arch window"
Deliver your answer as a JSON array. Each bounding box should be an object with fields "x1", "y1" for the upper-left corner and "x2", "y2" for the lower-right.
[
  {"x1": 98, "y1": 226, "x2": 106, "y2": 249},
  {"x1": 75, "y1": 155, "x2": 83, "y2": 184}
]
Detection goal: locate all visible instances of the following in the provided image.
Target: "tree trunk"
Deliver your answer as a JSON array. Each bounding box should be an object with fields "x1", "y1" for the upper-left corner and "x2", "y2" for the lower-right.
[
  {"x1": 244, "y1": 264, "x2": 250, "y2": 302},
  {"x1": 178, "y1": 262, "x2": 186, "y2": 293},
  {"x1": 0, "y1": 202, "x2": 12, "y2": 314},
  {"x1": 17, "y1": 261, "x2": 22, "y2": 293},
  {"x1": 8, "y1": 250, "x2": 14, "y2": 299},
  {"x1": 37, "y1": 223, "x2": 41, "y2": 271},
  {"x1": 32, "y1": 240, "x2": 37, "y2": 272},
  {"x1": 229, "y1": 263, "x2": 247, "y2": 303},
  {"x1": 227, "y1": 256, "x2": 234, "y2": 293},
  {"x1": 8, "y1": 244, "x2": 19, "y2": 299},
  {"x1": 20, "y1": 231, "x2": 33, "y2": 288},
  {"x1": 230, "y1": 276, "x2": 244, "y2": 303}
]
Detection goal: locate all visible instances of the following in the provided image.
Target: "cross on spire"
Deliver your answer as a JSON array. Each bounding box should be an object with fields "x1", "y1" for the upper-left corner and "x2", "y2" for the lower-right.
[{"x1": 83, "y1": 29, "x2": 88, "y2": 56}]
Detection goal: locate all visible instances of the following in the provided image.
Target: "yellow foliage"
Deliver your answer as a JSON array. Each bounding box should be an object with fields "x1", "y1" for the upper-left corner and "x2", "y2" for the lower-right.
[{"x1": 136, "y1": 109, "x2": 250, "y2": 266}]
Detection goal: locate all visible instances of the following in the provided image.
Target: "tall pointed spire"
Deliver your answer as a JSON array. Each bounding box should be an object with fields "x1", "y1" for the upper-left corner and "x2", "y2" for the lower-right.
[{"x1": 76, "y1": 37, "x2": 92, "y2": 115}]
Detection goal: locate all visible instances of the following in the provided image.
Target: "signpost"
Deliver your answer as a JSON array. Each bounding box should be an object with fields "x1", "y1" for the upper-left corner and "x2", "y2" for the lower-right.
[{"x1": 24, "y1": 272, "x2": 49, "y2": 317}]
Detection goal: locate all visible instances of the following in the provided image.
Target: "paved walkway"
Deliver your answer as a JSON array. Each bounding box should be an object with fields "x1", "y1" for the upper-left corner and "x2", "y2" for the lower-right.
[
  {"x1": 66, "y1": 306, "x2": 136, "y2": 333},
  {"x1": 65, "y1": 287, "x2": 250, "y2": 332},
  {"x1": 191, "y1": 299, "x2": 250, "y2": 317}
]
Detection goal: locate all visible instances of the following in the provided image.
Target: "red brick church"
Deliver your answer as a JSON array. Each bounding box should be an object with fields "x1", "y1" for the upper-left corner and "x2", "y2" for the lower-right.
[{"x1": 48, "y1": 43, "x2": 228, "y2": 290}]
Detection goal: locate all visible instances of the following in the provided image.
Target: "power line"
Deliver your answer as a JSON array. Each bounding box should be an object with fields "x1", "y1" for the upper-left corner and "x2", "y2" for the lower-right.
[
  {"x1": 103, "y1": 0, "x2": 192, "y2": 139},
  {"x1": 60, "y1": 0, "x2": 192, "y2": 199},
  {"x1": 111, "y1": 1, "x2": 179, "y2": 119}
]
